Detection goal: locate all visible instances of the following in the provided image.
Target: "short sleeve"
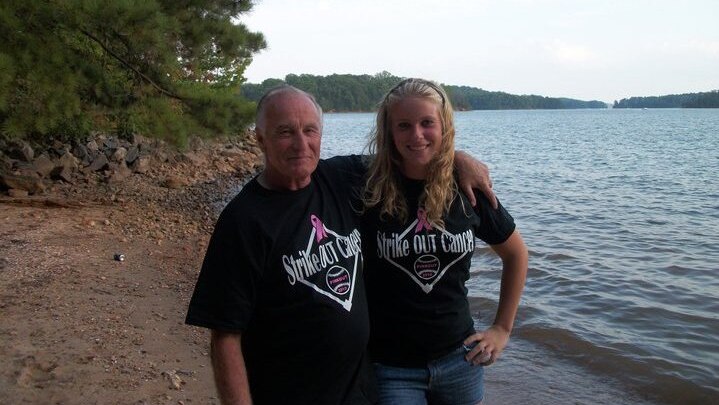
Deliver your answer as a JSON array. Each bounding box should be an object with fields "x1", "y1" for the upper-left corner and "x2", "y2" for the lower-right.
[
  {"x1": 185, "y1": 205, "x2": 265, "y2": 332},
  {"x1": 472, "y1": 191, "x2": 516, "y2": 245}
]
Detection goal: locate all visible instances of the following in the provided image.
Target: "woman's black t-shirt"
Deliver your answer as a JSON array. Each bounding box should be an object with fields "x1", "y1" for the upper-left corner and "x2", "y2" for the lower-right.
[{"x1": 362, "y1": 175, "x2": 515, "y2": 367}]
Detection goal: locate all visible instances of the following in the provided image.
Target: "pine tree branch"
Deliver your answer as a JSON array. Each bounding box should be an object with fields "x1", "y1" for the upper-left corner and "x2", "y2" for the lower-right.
[{"x1": 79, "y1": 28, "x2": 185, "y2": 101}]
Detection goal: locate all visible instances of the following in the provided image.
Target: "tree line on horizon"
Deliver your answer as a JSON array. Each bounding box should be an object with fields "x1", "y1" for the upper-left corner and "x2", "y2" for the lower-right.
[
  {"x1": 613, "y1": 91, "x2": 719, "y2": 108},
  {"x1": 241, "y1": 72, "x2": 608, "y2": 112}
]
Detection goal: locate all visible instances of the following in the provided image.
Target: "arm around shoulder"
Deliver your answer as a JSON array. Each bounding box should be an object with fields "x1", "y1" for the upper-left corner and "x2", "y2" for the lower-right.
[
  {"x1": 211, "y1": 330, "x2": 253, "y2": 405},
  {"x1": 455, "y1": 151, "x2": 497, "y2": 208}
]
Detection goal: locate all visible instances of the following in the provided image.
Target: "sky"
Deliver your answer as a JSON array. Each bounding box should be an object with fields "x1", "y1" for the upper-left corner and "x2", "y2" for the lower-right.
[{"x1": 240, "y1": 0, "x2": 719, "y2": 103}]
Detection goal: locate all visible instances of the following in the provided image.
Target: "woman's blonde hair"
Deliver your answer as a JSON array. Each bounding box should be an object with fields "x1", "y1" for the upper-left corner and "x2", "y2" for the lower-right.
[{"x1": 363, "y1": 78, "x2": 457, "y2": 226}]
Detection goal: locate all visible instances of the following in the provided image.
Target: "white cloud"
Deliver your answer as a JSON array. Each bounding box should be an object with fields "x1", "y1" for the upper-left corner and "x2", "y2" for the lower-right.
[
  {"x1": 544, "y1": 41, "x2": 601, "y2": 68},
  {"x1": 688, "y1": 40, "x2": 719, "y2": 57}
]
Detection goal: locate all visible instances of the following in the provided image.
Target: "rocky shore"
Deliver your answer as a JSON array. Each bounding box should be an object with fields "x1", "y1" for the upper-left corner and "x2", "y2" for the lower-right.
[{"x1": 0, "y1": 133, "x2": 263, "y2": 404}]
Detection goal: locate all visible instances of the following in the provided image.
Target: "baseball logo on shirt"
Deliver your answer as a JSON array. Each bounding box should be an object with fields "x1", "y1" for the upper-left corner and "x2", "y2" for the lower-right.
[
  {"x1": 414, "y1": 255, "x2": 440, "y2": 280},
  {"x1": 326, "y1": 266, "x2": 351, "y2": 295},
  {"x1": 376, "y1": 207, "x2": 475, "y2": 293}
]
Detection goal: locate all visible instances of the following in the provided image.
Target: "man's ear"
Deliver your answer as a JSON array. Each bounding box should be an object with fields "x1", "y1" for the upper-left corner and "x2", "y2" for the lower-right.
[{"x1": 255, "y1": 128, "x2": 266, "y2": 152}]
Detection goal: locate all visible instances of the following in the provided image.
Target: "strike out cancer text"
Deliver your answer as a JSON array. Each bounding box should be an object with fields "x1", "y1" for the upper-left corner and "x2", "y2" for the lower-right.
[
  {"x1": 283, "y1": 229, "x2": 362, "y2": 285},
  {"x1": 377, "y1": 229, "x2": 475, "y2": 260}
]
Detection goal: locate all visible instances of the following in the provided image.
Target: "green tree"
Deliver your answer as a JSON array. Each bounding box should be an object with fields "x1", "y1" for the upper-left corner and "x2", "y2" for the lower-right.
[
  {"x1": 241, "y1": 78, "x2": 286, "y2": 101},
  {"x1": 0, "y1": 0, "x2": 265, "y2": 146},
  {"x1": 682, "y1": 90, "x2": 719, "y2": 108},
  {"x1": 613, "y1": 91, "x2": 719, "y2": 108},
  {"x1": 241, "y1": 72, "x2": 607, "y2": 112}
]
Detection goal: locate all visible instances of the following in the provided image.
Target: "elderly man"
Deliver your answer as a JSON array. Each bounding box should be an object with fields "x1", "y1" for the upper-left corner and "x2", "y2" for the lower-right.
[{"x1": 186, "y1": 85, "x2": 493, "y2": 404}]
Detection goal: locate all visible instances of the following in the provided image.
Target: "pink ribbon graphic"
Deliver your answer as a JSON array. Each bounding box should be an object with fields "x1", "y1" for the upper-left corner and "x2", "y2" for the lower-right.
[
  {"x1": 311, "y1": 214, "x2": 328, "y2": 242},
  {"x1": 414, "y1": 208, "x2": 433, "y2": 233}
]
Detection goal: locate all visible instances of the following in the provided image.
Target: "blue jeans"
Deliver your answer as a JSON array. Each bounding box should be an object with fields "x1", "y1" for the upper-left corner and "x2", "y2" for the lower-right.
[{"x1": 373, "y1": 347, "x2": 484, "y2": 405}]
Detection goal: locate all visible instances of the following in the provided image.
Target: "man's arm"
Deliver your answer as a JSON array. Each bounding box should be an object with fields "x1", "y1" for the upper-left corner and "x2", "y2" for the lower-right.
[
  {"x1": 327, "y1": 153, "x2": 496, "y2": 208},
  {"x1": 455, "y1": 151, "x2": 497, "y2": 209},
  {"x1": 211, "y1": 330, "x2": 252, "y2": 405}
]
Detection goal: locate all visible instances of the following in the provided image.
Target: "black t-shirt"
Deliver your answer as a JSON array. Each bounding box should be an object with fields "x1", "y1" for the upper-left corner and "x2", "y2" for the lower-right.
[
  {"x1": 186, "y1": 156, "x2": 375, "y2": 405},
  {"x1": 362, "y1": 175, "x2": 515, "y2": 367}
]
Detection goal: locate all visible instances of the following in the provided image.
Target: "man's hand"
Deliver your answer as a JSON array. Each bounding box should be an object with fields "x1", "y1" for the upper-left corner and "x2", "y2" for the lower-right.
[{"x1": 455, "y1": 151, "x2": 497, "y2": 208}]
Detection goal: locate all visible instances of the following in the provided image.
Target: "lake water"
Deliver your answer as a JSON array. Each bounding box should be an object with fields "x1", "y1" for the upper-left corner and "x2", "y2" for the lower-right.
[{"x1": 321, "y1": 109, "x2": 719, "y2": 405}]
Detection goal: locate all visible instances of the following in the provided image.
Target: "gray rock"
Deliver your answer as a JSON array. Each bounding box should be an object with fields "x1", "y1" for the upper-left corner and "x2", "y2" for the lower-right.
[
  {"x1": 51, "y1": 140, "x2": 69, "y2": 156},
  {"x1": 130, "y1": 155, "x2": 151, "y2": 174},
  {"x1": 21, "y1": 143, "x2": 34, "y2": 162},
  {"x1": 73, "y1": 144, "x2": 89, "y2": 162},
  {"x1": 84, "y1": 149, "x2": 101, "y2": 167},
  {"x1": 86, "y1": 140, "x2": 99, "y2": 153},
  {"x1": 125, "y1": 146, "x2": 139, "y2": 164},
  {"x1": 58, "y1": 151, "x2": 79, "y2": 171},
  {"x1": 112, "y1": 147, "x2": 127, "y2": 163},
  {"x1": 33, "y1": 154, "x2": 56, "y2": 178},
  {"x1": 0, "y1": 153, "x2": 14, "y2": 171},
  {"x1": 188, "y1": 137, "x2": 205, "y2": 149},
  {"x1": 103, "y1": 137, "x2": 118, "y2": 150},
  {"x1": 154, "y1": 150, "x2": 169, "y2": 163},
  {"x1": 51, "y1": 165, "x2": 74, "y2": 183},
  {"x1": 0, "y1": 172, "x2": 45, "y2": 194},
  {"x1": 13, "y1": 161, "x2": 38, "y2": 178},
  {"x1": 120, "y1": 138, "x2": 133, "y2": 150},
  {"x1": 87, "y1": 154, "x2": 109, "y2": 172},
  {"x1": 220, "y1": 148, "x2": 243, "y2": 158},
  {"x1": 8, "y1": 188, "x2": 29, "y2": 198},
  {"x1": 131, "y1": 134, "x2": 149, "y2": 146},
  {"x1": 51, "y1": 152, "x2": 79, "y2": 182},
  {"x1": 7, "y1": 142, "x2": 35, "y2": 162},
  {"x1": 107, "y1": 162, "x2": 133, "y2": 183}
]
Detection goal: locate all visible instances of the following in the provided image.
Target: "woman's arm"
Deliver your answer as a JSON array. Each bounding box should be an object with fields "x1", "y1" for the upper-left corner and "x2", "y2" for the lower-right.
[{"x1": 464, "y1": 230, "x2": 528, "y2": 365}]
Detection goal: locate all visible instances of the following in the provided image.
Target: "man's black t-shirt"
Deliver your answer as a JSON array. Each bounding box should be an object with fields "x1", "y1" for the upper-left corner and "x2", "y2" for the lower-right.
[
  {"x1": 362, "y1": 175, "x2": 515, "y2": 367},
  {"x1": 186, "y1": 156, "x2": 374, "y2": 404}
]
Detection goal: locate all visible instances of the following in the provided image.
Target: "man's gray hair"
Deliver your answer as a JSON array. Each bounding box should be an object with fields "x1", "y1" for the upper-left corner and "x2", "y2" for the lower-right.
[{"x1": 255, "y1": 85, "x2": 323, "y2": 130}]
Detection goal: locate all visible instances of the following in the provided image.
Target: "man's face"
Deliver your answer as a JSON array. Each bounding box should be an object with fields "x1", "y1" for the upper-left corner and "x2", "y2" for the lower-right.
[{"x1": 256, "y1": 92, "x2": 322, "y2": 190}]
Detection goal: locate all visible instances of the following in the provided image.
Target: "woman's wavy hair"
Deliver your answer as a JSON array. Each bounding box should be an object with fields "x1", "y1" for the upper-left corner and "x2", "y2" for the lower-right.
[{"x1": 363, "y1": 78, "x2": 457, "y2": 226}]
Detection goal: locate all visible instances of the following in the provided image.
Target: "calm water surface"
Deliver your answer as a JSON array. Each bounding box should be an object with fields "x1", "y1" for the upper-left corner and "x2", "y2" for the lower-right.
[{"x1": 321, "y1": 109, "x2": 719, "y2": 405}]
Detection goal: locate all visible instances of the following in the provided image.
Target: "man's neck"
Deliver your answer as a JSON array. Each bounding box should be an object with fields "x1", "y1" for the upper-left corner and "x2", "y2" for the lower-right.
[{"x1": 257, "y1": 171, "x2": 311, "y2": 191}]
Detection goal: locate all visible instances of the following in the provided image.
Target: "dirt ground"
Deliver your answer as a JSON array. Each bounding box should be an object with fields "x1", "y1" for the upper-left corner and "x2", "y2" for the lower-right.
[{"x1": 0, "y1": 140, "x2": 261, "y2": 404}]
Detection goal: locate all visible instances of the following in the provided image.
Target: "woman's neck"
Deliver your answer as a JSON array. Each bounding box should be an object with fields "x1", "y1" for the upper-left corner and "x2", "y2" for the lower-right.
[{"x1": 399, "y1": 163, "x2": 428, "y2": 180}]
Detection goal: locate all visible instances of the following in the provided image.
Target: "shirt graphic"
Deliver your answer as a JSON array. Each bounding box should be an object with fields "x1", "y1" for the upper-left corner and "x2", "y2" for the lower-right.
[
  {"x1": 376, "y1": 208, "x2": 475, "y2": 293},
  {"x1": 282, "y1": 214, "x2": 362, "y2": 311}
]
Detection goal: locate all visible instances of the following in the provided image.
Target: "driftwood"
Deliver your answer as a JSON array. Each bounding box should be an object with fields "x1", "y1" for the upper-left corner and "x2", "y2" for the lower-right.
[{"x1": 0, "y1": 196, "x2": 92, "y2": 209}]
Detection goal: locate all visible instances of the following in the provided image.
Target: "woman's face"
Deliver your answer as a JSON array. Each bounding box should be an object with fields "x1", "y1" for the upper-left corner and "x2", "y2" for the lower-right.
[{"x1": 389, "y1": 96, "x2": 443, "y2": 179}]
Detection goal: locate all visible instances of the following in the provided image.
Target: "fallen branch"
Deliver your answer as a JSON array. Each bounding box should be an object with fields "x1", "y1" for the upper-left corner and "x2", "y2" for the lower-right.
[{"x1": 0, "y1": 197, "x2": 92, "y2": 209}]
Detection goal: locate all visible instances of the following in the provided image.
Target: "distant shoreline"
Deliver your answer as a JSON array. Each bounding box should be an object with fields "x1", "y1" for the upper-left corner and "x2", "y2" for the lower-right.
[{"x1": 321, "y1": 106, "x2": 719, "y2": 114}]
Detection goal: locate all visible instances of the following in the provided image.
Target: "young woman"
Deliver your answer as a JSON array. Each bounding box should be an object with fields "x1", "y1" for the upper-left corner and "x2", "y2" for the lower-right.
[{"x1": 362, "y1": 78, "x2": 528, "y2": 405}]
